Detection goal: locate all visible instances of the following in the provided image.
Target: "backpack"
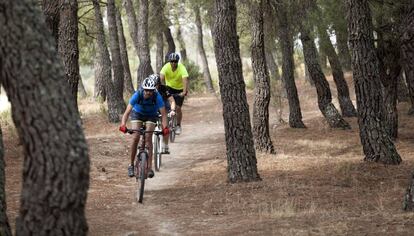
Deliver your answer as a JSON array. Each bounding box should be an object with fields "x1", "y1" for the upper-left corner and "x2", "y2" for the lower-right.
[{"x1": 136, "y1": 88, "x2": 157, "y2": 105}]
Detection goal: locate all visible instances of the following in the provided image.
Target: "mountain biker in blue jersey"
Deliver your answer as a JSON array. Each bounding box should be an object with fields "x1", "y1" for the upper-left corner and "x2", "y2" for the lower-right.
[
  {"x1": 149, "y1": 74, "x2": 176, "y2": 153},
  {"x1": 119, "y1": 76, "x2": 169, "y2": 178}
]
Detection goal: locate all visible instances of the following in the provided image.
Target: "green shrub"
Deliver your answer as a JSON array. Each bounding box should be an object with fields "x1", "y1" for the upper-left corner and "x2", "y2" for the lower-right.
[{"x1": 182, "y1": 59, "x2": 204, "y2": 93}]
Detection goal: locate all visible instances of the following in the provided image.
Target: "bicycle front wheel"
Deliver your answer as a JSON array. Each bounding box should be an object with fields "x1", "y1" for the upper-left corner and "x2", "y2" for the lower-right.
[
  {"x1": 154, "y1": 135, "x2": 161, "y2": 171},
  {"x1": 169, "y1": 116, "x2": 176, "y2": 143},
  {"x1": 137, "y1": 152, "x2": 147, "y2": 203}
]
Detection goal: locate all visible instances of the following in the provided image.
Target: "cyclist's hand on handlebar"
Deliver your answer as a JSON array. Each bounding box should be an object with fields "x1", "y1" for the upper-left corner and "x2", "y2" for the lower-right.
[
  {"x1": 162, "y1": 127, "x2": 169, "y2": 136},
  {"x1": 169, "y1": 110, "x2": 176, "y2": 116},
  {"x1": 119, "y1": 125, "x2": 127, "y2": 133}
]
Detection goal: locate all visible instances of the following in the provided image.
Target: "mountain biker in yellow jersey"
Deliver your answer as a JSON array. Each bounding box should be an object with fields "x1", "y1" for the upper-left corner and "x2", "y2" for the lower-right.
[
  {"x1": 149, "y1": 74, "x2": 176, "y2": 153},
  {"x1": 119, "y1": 76, "x2": 169, "y2": 178},
  {"x1": 160, "y1": 52, "x2": 188, "y2": 135}
]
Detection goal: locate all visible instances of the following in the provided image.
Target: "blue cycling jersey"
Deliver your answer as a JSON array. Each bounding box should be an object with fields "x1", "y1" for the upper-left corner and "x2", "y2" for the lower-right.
[{"x1": 129, "y1": 90, "x2": 165, "y2": 117}]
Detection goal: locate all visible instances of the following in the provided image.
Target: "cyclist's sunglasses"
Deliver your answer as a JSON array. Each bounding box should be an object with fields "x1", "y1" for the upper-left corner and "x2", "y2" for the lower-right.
[
  {"x1": 144, "y1": 89, "x2": 155, "y2": 92},
  {"x1": 170, "y1": 60, "x2": 178, "y2": 63}
]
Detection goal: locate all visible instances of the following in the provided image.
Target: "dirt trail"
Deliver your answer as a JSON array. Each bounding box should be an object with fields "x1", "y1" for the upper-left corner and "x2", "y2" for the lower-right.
[{"x1": 85, "y1": 94, "x2": 226, "y2": 235}]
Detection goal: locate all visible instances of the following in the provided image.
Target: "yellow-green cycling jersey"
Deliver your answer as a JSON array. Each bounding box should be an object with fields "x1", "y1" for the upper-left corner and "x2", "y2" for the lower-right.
[{"x1": 160, "y1": 63, "x2": 189, "y2": 90}]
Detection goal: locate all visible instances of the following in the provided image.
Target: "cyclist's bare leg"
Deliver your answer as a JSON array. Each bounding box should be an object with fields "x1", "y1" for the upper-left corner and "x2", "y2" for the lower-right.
[
  {"x1": 144, "y1": 122, "x2": 156, "y2": 171},
  {"x1": 130, "y1": 121, "x2": 142, "y2": 165}
]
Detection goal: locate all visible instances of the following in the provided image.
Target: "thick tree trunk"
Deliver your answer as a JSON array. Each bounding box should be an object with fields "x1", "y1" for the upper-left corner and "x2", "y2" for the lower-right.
[
  {"x1": 347, "y1": 0, "x2": 401, "y2": 164},
  {"x1": 0, "y1": 2, "x2": 90, "y2": 234},
  {"x1": 93, "y1": 0, "x2": 121, "y2": 122},
  {"x1": 300, "y1": 26, "x2": 351, "y2": 129},
  {"x1": 251, "y1": 0, "x2": 275, "y2": 154},
  {"x1": 0, "y1": 127, "x2": 11, "y2": 236},
  {"x1": 273, "y1": 0, "x2": 306, "y2": 128},
  {"x1": 136, "y1": 0, "x2": 154, "y2": 86},
  {"x1": 164, "y1": 27, "x2": 176, "y2": 58},
  {"x1": 156, "y1": 31, "x2": 164, "y2": 72},
  {"x1": 401, "y1": 7, "x2": 414, "y2": 115},
  {"x1": 318, "y1": 26, "x2": 357, "y2": 117},
  {"x1": 194, "y1": 5, "x2": 215, "y2": 93},
  {"x1": 123, "y1": 0, "x2": 140, "y2": 57},
  {"x1": 58, "y1": 0, "x2": 81, "y2": 107},
  {"x1": 213, "y1": 0, "x2": 261, "y2": 183},
  {"x1": 116, "y1": 7, "x2": 134, "y2": 95},
  {"x1": 304, "y1": 59, "x2": 313, "y2": 85}
]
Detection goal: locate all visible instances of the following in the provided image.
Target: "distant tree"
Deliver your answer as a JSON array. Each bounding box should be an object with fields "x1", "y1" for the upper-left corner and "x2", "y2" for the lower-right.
[
  {"x1": 93, "y1": 0, "x2": 122, "y2": 122},
  {"x1": 0, "y1": 1, "x2": 90, "y2": 234},
  {"x1": 0, "y1": 127, "x2": 11, "y2": 236},
  {"x1": 115, "y1": 7, "x2": 134, "y2": 95},
  {"x1": 346, "y1": 0, "x2": 401, "y2": 164},
  {"x1": 78, "y1": 75, "x2": 88, "y2": 98},
  {"x1": 107, "y1": 0, "x2": 126, "y2": 113},
  {"x1": 136, "y1": 0, "x2": 154, "y2": 85},
  {"x1": 272, "y1": 0, "x2": 306, "y2": 128},
  {"x1": 151, "y1": 0, "x2": 166, "y2": 72},
  {"x1": 174, "y1": 3, "x2": 188, "y2": 62},
  {"x1": 213, "y1": 0, "x2": 261, "y2": 182},
  {"x1": 263, "y1": 1, "x2": 281, "y2": 81},
  {"x1": 193, "y1": 4, "x2": 215, "y2": 93},
  {"x1": 250, "y1": 0, "x2": 275, "y2": 154},
  {"x1": 41, "y1": 0, "x2": 60, "y2": 45},
  {"x1": 401, "y1": 5, "x2": 414, "y2": 115},
  {"x1": 164, "y1": 27, "x2": 176, "y2": 58},
  {"x1": 123, "y1": 0, "x2": 140, "y2": 57}
]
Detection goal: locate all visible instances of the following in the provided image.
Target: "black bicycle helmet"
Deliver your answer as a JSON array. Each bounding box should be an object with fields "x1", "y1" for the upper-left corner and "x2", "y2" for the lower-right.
[{"x1": 168, "y1": 52, "x2": 180, "y2": 62}]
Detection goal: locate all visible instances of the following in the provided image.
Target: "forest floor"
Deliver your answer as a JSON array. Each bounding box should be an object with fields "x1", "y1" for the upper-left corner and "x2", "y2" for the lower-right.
[{"x1": 4, "y1": 75, "x2": 414, "y2": 235}]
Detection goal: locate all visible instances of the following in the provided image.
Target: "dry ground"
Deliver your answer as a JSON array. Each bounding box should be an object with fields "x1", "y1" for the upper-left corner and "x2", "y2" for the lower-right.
[{"x1": 4, "y1": 75, "x2": 414, "y2": 235}]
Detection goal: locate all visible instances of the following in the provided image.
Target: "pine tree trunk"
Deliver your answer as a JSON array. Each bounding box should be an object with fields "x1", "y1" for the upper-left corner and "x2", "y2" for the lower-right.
[
  {"x1": 41, "y1": 0, "x2": 60, "y2": 47},
  {"x1": 116, "y1": 7, "x2": 135, "y2": 95},
  {"x1": 122, "y1": 0, "x2": 140, "y2": 57},
  {"x1": 78, "y1": 74, "x2": 88, "y2": 99},
  {"x1": 300, "y1": 26, "x2": 351, "y2": 129},
  {"x1": 401, "y1": 7, "x2": 414, "y2": 115},
  {"x1": 265, "y1": 50, "x2": 281, "y2": 81},
  {"x1": 59, "y1": 0, "x2": 81, "y2": 108},
  {"x1": 194, "y1": 5, "x2": 215, "y2": 93},
  {"x1": 93, "y1": 52, "x2": 106, "y2": 100},
  {"x1": 273, "y1": 1, "x2": 306, "y2": 128},
  {"x1": 0, "y1": 2, "x2": 90, "y2": 234},
  {"x1": 164, "y1": 27, "x2": 176, "y2": 58},
  {"x1": 213, "y1": 0, "x2": 261, "y2": 183},
  {"x1": 0, "y1": 127, "x2": 11, "y2": 236},
  {"x1": 156, "y1": 31, "x2": 164, "y2": 72},
  {"x1": 403, "y1": 172, "x2": 414, "y2": 211},
  {"x1": 318, "y1": 26, "x2": 357, "y2": 117},
  {"x1": 251, "y1": 0, "x2": 275, "y2": 154},
  {"x1": 93, "y1": 0, "x2": 121, "y2": 122},
  {"x1": 332, "y1": 23, "x2": 352, "y2": 71},
  {"x1": 397, "y1": 71, "x2": 409, "y2": 102},
  {"x1": 347, "y1": 0, "x2": 401, "y2": 164},
  {"x1": 136, "y1": 0, "x2": 154, "y2": 86},
  {"x1": 176, "y1": 23, "x2": 188, "y2": 62}
]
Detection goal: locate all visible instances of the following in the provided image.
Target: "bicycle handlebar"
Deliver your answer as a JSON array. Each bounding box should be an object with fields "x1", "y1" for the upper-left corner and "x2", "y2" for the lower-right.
[{"x1": 125, "y1": 128, "x2": 163, "y2": 135}]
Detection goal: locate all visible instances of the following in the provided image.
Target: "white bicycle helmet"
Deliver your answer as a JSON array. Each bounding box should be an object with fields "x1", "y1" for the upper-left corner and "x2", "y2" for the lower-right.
[
  {"x1": 148, "y1": 74, "x2": 160, "y2": 86},
  {"x1": 142, "y1": 77, "x2": 156, "y2": 90},
  {"x1": 168, "y1": 52, "x2": 180, "y2": 62}
]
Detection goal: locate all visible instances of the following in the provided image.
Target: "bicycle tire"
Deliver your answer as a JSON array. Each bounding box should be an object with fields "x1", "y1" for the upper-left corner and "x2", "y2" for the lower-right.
[
  {"x1": 137, "y1": 152, "x2": 147, "y2": 203},
  {"x1": 154, "y1": 135, "x2": 161, "y2": 171},
  {"x1": 169, "y1": 116, "x2": 176, "y2": 143}
]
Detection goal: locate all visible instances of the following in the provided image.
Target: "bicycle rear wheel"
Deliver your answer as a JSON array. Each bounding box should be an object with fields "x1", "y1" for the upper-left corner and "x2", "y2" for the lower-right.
[
  {"x1": 154, "y1": 135, "x2": 162, "y2": 171},
  {"x1": 137, "y1": 152, "x2": 147, "y2": 203}
]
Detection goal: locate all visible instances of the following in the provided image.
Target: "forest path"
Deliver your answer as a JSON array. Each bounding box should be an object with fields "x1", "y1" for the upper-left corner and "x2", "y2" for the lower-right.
[{"x1": 85, "y1": 94, "x2": 226, "y2": 235}]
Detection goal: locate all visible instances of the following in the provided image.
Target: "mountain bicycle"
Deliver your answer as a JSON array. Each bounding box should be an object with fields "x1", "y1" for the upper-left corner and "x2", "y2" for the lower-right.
[
  {"x1": 168, "y1": 112, "x2": 177, "y2": 143},
  {"x1": 153, "y1": 115, "x2": 163, "y2": 171},
  {"x1": 125, "y1": 127, "x2": 163, "y2": 203}
]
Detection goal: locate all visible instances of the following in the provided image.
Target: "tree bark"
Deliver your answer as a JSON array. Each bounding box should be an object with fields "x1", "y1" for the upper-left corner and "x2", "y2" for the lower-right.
[
  {"x1": 0, "y1": 127, "x2": 11, "y2": 236},
  {"x1": 194, "y1": 5, "x2": 215, "y2": 93},
  {"x1": 397, "y1": 71, "x2": 409, "y2": 102},
  {"x1": 347, "y1": 0, "x2": 401, "y2": 164},
  {"x1": 251, "y1": 0, "x2": 275, "y2": 154},
  {"x1": 152, "y1": 0, "x2": 166, "y2": 71},
  {"x1": 0, "y1": 2, "x2": 90, "y2": 234},
  {"x1": 107, "y1": 0, "x2": 127, "y2": 114},
  {"x1": 401, "y1": 6, "x2": 414, "y2": 115},
  {"x1": 164, "y1": 27, "x2": 176, "y2": 59},
  {"x1": 403, "y1": 172, "x2": 414, "y2": 210},
  {"x1": 93, "y1": 0, "x2": 121, "y2": 122},
  {"x1": 213, "y1": 0, "x2": 261, "y2": 183},
  {"x1": 58, "y1": 0, "x2": 81, "y2": 107},
  {"x1": 136, "y1": 0, "x2": 154, "y2": 86},
  {"x1": 318, "y1": 25, "x2": 357, "y2": 117},
  {"x1": 300, "y1": 26, "x2": 351, "y2": 129},
  {"x1": 116, "y1": 7, "x2": 135, "y2": 95},
  {"x1": 332, "y1": 23, "x2": 352, "y2": 71},
  {"x1": 175, "y1": 23, "x2": 188, "y2": 62},
  {"x1": 123, "y1": 0, "x2": 140, "y2": 57},
  {"x1": 273, "y1": 0, "x2": 306, "y2": 128},
  {"x1": 156, "y1": 31, "x2": 164, "y2": 72},
  {"x1": 78, "y1": 74, "x2": 88, "y2": 99},
  {"x1": 41, "y1": 0, "x2": 60, "y2": 47}
]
